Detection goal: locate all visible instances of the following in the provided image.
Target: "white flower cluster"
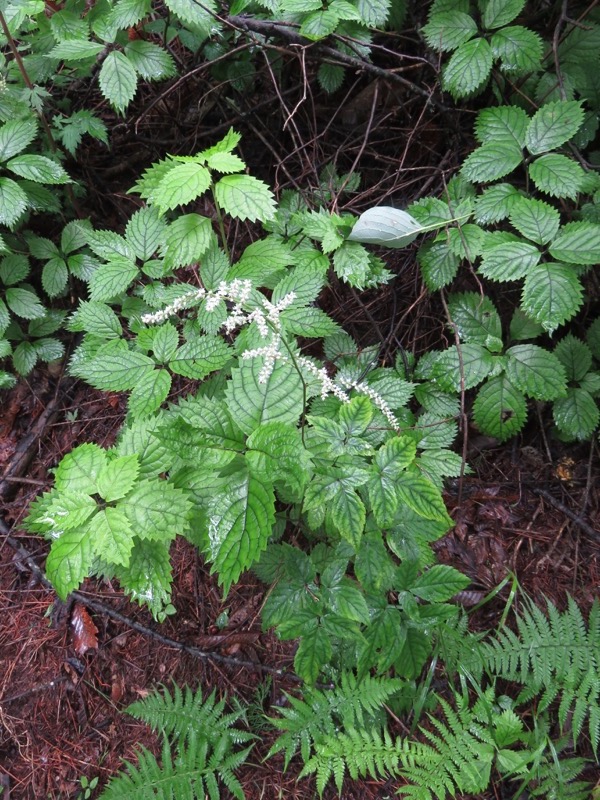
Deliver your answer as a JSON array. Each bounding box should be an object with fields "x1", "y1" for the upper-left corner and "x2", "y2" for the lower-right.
[{"x1": 141, "y1": 278, "x2": 400, "y2": 431}]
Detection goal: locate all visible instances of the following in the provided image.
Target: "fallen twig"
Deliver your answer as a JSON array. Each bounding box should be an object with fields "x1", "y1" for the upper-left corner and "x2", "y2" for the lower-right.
[{"x1": 532, "y1": 487, "x2": 600, "y2": 545}]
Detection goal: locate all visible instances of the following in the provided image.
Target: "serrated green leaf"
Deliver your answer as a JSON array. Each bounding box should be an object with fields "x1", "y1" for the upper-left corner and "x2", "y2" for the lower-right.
[
  {"x1": 125, "y1": 206, "x2": 166, "y2": 261},
  {"x1": 214, "y1": 174, "x2": 276, "y2": 222},
  {"x1": 553, "y1": 388, "x2": 600, "y2": 440},
  {"x1": 120, "y1": 478, "x2": 191, "y2": 540},
  {"x1": 169, "y1": 335, "x2": 231, "y2": 379},
  {"x1": 472, "y1": 374, "x2": 527, "y2": 441},
  {"x1": 99, "y1": 51, "x2": 138, "y2": 114},
  {"x1": 69, "y1": 301, "x2": 122, "y2": 338},
  {"x1": 368, "y1": 436, "x2": 416, "y2": 527},
  {"x1": 0, "y1": 117, "x2": 37, "y2": 161},
  {"x1": 0, "y1": 178, "x2": 27, "y2": 227},
  {"x1": 508, "y1": 197, "x2": 560, "y2": 245},
  {"x1": 479, "y1": 239, "x2": 540, "y2": 281},
  {"x1": 164, "y1": 213, "x2": 215, "y2": 268},
  {"x1": 333, "y1": 240, "x2": 371, "y2": 288},
  {"x1": 5, "y1": 287, "x2": 45, "y2": 319},
  {"x1": 295, "y1": 626, "x2": 331, "y2": 684},
  {"x1": 116, "y1": 417, "x2": 174, "y2": 478},
  {"x1": 54, "y1": 443, "x2": 108, "y2": 494},
  {"x1": 46, "y1": 527, "x2": 94, "y2": 599},
  {"x1": 327, "y1": 581, "x2": 370, "y2": 624},
  {"x1": 128, "y1": 368, "x2": 171, "y2": 417},
  {"x1": 32, "y1": 338, "x2": 64, "y2": 364},
  {"x1": 226, "y1": 356, "x2": 304, "y2": 435},
  {"x1": 207, "y1": 467, "x2": 275, "y2": 595},
  {"x1": 86, "y1": 229, "x2": 135, "y2": 261},
  {"x1": 461, "y1": 141, "x2": 523, "y2": 183},
  {"x1": 204, "y1": 151, "x2": 245, "y2": 173},
  {"x1": 528, "y1": 154, "x2": 586, "y2": 200},
  {"x1": 395, "y1": 473, "x2": 452, "y2": 525},
  {"x1": 228, "y1": 237, "x2": 295, "y2": 281},
  {"x1": 89, "y1": 257, "x2": 139, "y2": 301},
  {"x1": 525, "y1": 100, "x2": 584, "y2": 155},
  {"x1": 395, "y1": 626, "x2": 432, "y2": 679},
  {"x1": 417, "y1": 239, "x2": 460, "y2": 290},
  {"x1": 12, "y1": 341, "x2": 37, "y2": 375},
  {"x1": 96, "y1": 454, "x2": 139, "y2": 501},
  {"x1": 106, "y1": 0, "x2": 151, "y2": 28},
  {"x1": 164, "y1": 0, "x2": 216, "y2": 30},
  {"x1": 300, "y1": 8, "x2": 339, "y2": 39},
  {"x1": 443, "y1": 38, "x2": 493, "y2": 98},
  {"x1": 354, "y1": 0, "x2": 389, "y2": 25},
  {"x1": 331, "y1": 486, "x2": 366, "y2": 549},
  {"x1": 448, "y1": 292, "x2": 502, "y2": 347},
  {"x1": 48, "y1": 38, "x2": 105, "y2": 60},
  {"x1": 0, "y1": 254, "x2": 29, "y2": 285},
  {"x1": 554, "y1": 334, "x2": 592, "y2": 382},
  {"x1": 355, "y1": 531, "x2": 395, "y2": 592},
  {"x1": 509, "y1": 308, "x2": 543, "y2": 341},
  {"x1": 7, "y1": 155, "x2": 70, "y2": 185},
  {"x1": 124, "y1": 40, "x2": 177, "y2": 80},
  {"x1": 72, "y1": 339, "x2": 154, "y2": 390},
  {"x1": 475, "y1": 105, "x2": 529, "y2": 147},
  {"x1": 521, "y1": 263, "x2": 583, "y2": 333},
  {"x1": 90, "y1": 507, "x2": 135, "y2": 567},
  {"x1": 491, "y1": 25, "x2": 543, "y2": 73},
  {"x1": 481, "y1": 0, "x2": 525, "y2": 28},
  {"x1": 246, "y1": 421, "x2": 310, "y2": 494},
  {"x1": 411, "y1": 564, "x2": 469, "y2": 601},
  {"x1": 416, "y1": 412, "x2": 458, "y2": 450},
  {"x1": 113, "y1": 538, "x2": 172, "y2": 617},
  {"x1": 431, "y1": 343, "x2": 496, "y2": 391},
  {"x1": 418, "y1": 449, "x2": 466, "y2": 487},
  {"x1": 422, "y1": 10, "x2": 477, "y2": 52},
  {"x1": 549, "y1": 221, "x2": 600, "y2": 265},
  {"x1": 505, "y1": 344, "x2": 567, "y2": 400},
  {"x1": 42, "y1": 257, "x2": 69, "y2": 297},
  {"x1": 155, "y1": 162, "x2": 211, "y2": 212},
  {"x1": 358, "y1": 605, "x2": 405, "y2": 676},
  {"x1": 317, "y1": 62, "x2": 345, "y2": 93},
  {"x1": 46, "y1": 490, "x2": 96, "y2": 531}
]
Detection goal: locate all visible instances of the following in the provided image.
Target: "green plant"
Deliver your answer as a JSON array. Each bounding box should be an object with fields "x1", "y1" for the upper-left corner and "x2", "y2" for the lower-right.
[
  {"x1": 76, "y1": 775, "x2": 99, "y2": 800},
  {"x1": 97, "y1": 683, "x2": 255, "y2": 799}
]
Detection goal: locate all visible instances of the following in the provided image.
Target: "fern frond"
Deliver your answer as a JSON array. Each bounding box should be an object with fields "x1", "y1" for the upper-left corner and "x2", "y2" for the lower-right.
[
  {"x1": 527, "y1": 753, "x2": 592, "y2": 800},
  {"x1": 267, "y1": 671, "x2": 403, "y2": 768},
  {"x1": 483, "y1": 597, "x2": 600, "y2": 753}
]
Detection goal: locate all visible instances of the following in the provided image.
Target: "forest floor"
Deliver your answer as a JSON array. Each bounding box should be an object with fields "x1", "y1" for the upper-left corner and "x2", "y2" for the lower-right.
[{"x1": 1, "y1": 25, "x2": 600, "y2": 798}]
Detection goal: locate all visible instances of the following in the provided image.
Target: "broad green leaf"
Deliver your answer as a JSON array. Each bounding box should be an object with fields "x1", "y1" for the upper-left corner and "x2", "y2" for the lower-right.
[
  {"x1": 33, "y1": 338, "x2": 64, "y2": 363},
  {"x1": 164, "y1": 213, "x2": 215, "y2": 268},
  {"x1": 443, "y1": 38, "x2": 493, "y2": 98},
  {"x1": 0, "y1": 117, "x2": 37, "y2": 161},
  {"x1": 176, "y1": 394, "x2": 245, "y2": 452},
  {"x1": 226, "y1": 356, "x2": 304, "y2": 435},
  {"x1": 491, "y1": 26, "x2": 543, "y2": 73},
  {"x1": 125, "y1": 206, "x2": 166, "y2": 261},
  {"x1": 127, "y1": 369, "x2": 171, "y2": 417},
  {"x1": 422, "y1": 11, "x2": 477, "y2": 52},
  {"x1": 354, "y1": 0, "x2": 390, "y2": 25},
  {"x1": 479, "y1": 238, "x2": 540, "y2": 281},
  {"x1": 214, "y1": 174, "x2": 276, "y2": 222},
  {"x1": 0, "y1": 178, "x2": 28, "y2": 227},
  {"x1": 447, "y1": 292, "x2": 502, "y2": 349},
  {"x1": 474, "y1": 183, "x2": 520, "y2": 224},
  {"x1": 72, "y1": 339, "x2": 155, "y2": 390},
  {"x1": 521, "y1": 263, "x2": 583, "y2": 333},
  {"x1": 553, "y1": 388, "x2": 600, "y2": 440},
  {"x1": 5, "y1": 287, "x2": 45, "y2": 319},
  {"x1": 246, "y1": 421, "x2": 310, "y2": 494},
  {"x1": 151, "y1": 323, "x2": 179, "y2": 362},
  {"x1": 46, "y1": 490, "x2": 97, "y2": 531},
  {"x1": 113, "y1": 538, "x2": 172, "y2": 617},
  {"x1": 168, "y1": 336, "x2": 231, "y2": 379},
  {"x1": 155, "y1": 162, "x2": 211, "y2": 212},
  {"x1": 509, "y1": 308, "x2": 543, "y2": 341},
  {"x1": 554, "y1": 334, "x2": 592, "y2": 382},
  {"x1": 281, "y1": 306, "x2": 341, "y2": 338},
  {"x1": 207, "y1": 467, "x2": 275, "y2": 595},
  {"x1": 446, "y1": 223, "x2": 485, "y2": 259},
  {"x1": 91, "y1": 507, "x2": 135, "y2": 566},
  {"x1": 411, "y1": 564, "x2": 469, "y2": 601},
  {"x1": 12, "y1": 341, "x2": 38, "y2": 374},
  {"x1": 473, "y1": 374, "x2": 527, "y2": 441},
  {"x1": 300, "y1": 8, "x2": 338, "y2": 39},
  {"x1": 318, "y1": 63, "x2": 345, "y2": 93},
  {"x1": 47, "y1": 40, "x2": 105, "y2": 60},
  {"x1": 120, "y1": 478, "x2": 191, "y2": 540},
  {"x1": 54, "y1": 443, "x2": 108, "y2": 494},
  {"x1": 331, "y1": 487, "x2": 366, "y2": 549},
  {"x1": 394, "y1": 627, "x2": 432, "y2": 680},
  {"x1": 395, "y1": 473, "x2": 452, "y2": 525},
  {"x1": 42, "y1": 257, "x2": 69, "y2": 297},
  {"x1": 86, "y1": 229, "x2": 135, "y2": 261},
  {"x1": 204, "y1": 151, "x2": 245, "y2": 173},
  {"x1": 124, "y1": 40, "x2": 177, "y2": 80},
  {"x1": 89, "y1": 257, "x2": 138, "y2": 301},
  {"x1": 368, "y1": 437, "x2": 416, "y2": 527},
  {"x1": 358, "y1": 604, "x2": 405, "y2": 676},
  {"x1": 417, "y1": 239, "x2": 460, "y2": 290},
  {"x1": 69, "y1": 301, "x2": 122, "y2": 338},
  {"x1": 481, "y1": 0, "x2": 525, "y2": 28},
  {"x1": 430, "y1": 343, "x2": 496, "y2": 391},
  {"x1": 29, "y1": 310, "x2": 67, "y2": 338},
  {"x1": 295, "y1": 626, "x2": 331, "y2": 684},
  {"x1": 529, "y1": 154, "x2": 586, "y2": 200},
  {"x1": 549, "y1": 222, "x2": 600, "y2": 265},
  {"x1": 508, "y1": 197, "x2": 560, "y2": 245},
  {"x1": 46, "y1": 527, "x2": 93, "y2": 599},
  {"x1": 474, "y1": 105, "x2": 528, "y2": 147},
  {"x1": 355, "y1": 531, "x2": 395, "y2": 592},
  {"x1": 107, "y1": 0, "x2": 152, "y2": 27},
  {"x1": 0, "y1": 254, "x2": 29, "y2": 285},
  {"x1": 300, "y1": 209, "x2": 346, "y2": 252},
  {"x1": 333, "y1": 241, "x2": 371, "y2": 287},
  {"x1": 99, "y1": 51, "x2": 138, "y2": 114},
  {"x1": 505, "y1": 344, "x2": 567, "y2": 401},
  {"x1": 525, "y1": 100, "x2": 584, "y2": 155},
  {"x1": 418, "y1": 449, "x2": 466, "y2": 488},
  {"x1": 7, "y1": 155, "x2": 70, "y2": 185},
  {"x1": 228, "y1": 236, "x2": 295, "y2": 281},
  {"x1": 325, "y1": 580, "x2": 370, "y2": 624},
  {"x1": 96, "y1": 454, "x2": 139, "y2": 501},
  {"x1": 164, "y1": 0, "x2": 216, "y2": 31},
  {"x1": 416, "y1": 412, "x2": 458, "y2": 450},
  {"x1": 116, "y1": 417, "x2": 174, "y2": 478},
  {"x1": 461, "y1": 141, "x2": 522, "y2": 183}
]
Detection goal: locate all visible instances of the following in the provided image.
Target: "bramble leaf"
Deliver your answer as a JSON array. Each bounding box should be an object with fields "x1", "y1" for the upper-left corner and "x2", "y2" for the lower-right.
[
  {"x1": 473, "y1": 375, "x2": 527, "y2": 441},
  {"x1": 525, "y1": 100, "x2": 584, "y2": 155}
]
